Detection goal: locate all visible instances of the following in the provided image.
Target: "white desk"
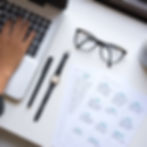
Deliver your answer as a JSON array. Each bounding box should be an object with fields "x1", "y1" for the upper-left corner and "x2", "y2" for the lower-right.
[{"x1": 0, "y1": 0, "x2": 147, "y2": 146}]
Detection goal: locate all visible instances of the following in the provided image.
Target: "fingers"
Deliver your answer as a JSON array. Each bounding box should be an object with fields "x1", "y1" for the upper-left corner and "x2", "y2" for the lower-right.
[
  {"x1": 12, "y1": 18, "x2": 27, "y2": 37},
  {"x1": 20, "y1": 21, "x2": 30, "y2": 38},
  {"x1": 1, "y1": 18, "x2": 36, "y2": 53},
  {"x1": 1, "y1": 20, "x2": 13, "y2": 35},
  {"x1": 1, "y1": 18, "x2": 30, "y2": 39},
  {"x1": 23, "y1": 31, "x2": 36, "y2": 51}
]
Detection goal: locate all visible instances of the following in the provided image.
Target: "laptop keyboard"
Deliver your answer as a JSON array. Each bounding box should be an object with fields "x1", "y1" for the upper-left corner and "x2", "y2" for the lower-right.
[{"x1": 0, "y1": 1, "x2": 51, "y2": 57}]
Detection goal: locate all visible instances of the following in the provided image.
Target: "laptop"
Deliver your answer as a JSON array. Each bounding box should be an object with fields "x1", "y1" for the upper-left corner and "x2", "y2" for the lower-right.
[{"x1": 0, "y1": 0, "x2": 68, "y2": 100}]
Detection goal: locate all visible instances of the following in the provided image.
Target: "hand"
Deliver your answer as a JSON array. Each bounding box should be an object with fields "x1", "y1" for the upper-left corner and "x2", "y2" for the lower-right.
[{"x1": 0, "y1": 18, "x2": 36, "y2": 93}]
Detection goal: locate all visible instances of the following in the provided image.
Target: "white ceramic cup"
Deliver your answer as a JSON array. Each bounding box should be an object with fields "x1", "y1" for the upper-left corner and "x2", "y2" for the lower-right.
[{"x1": 139, "y1": 43, "x2": 147, "y2": 69}]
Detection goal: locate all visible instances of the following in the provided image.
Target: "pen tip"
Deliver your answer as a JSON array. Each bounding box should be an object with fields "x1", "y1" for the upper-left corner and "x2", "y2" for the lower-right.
[{"x1": 64, "y1": 52, "x2": 70, "y2": 58}]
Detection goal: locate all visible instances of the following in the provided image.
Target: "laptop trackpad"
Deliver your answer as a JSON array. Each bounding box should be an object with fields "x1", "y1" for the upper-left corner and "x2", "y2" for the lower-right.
[{"x1": 5, "y1": 56, "x2": 38, "y2": 101}]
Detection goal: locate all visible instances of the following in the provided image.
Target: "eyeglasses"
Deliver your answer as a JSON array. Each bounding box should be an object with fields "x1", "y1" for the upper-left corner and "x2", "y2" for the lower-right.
[{"x1": 74, "y1": 28, "x2": 127, "y2": 67}]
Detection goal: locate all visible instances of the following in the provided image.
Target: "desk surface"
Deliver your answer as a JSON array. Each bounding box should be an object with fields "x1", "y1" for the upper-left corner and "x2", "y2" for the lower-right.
[{"x1": 0, "y1": 0, "x2": 147, "y2": 146}]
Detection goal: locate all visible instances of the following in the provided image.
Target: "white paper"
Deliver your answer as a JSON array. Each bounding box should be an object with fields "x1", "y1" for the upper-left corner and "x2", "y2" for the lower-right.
[
  {"x1": 52, "y1": 65, "x2": 147, "y2": 147},
  {"x1": 53, "y1": 66, "x2": 94, "y2": 143}
]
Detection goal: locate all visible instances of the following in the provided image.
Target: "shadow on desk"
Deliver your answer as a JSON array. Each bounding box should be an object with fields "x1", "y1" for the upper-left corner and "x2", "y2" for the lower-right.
[{"x1": 0, "y1": 129, "x2": 37, "y2": 147}]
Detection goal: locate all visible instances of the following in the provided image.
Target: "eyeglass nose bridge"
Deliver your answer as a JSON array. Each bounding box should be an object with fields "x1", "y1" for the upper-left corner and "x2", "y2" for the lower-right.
[{"x1": 96, "y1": 39, "x2": 106, "y2": 47}]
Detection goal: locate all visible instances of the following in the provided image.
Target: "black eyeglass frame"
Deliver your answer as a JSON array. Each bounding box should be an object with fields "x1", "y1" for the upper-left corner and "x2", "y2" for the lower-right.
[{"x1": 74, "y1": 28, "x2": 127, "y2": 67}]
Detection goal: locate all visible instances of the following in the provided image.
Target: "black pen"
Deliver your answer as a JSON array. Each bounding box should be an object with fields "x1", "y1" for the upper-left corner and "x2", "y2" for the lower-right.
[
  {"x1": 27, "y1": 57, "x2": 53, "y2": 108},
  {"x1": 0, "y1": 96, "x2": 4, "y2": 116},
  {"x1": 34, "y1": 53, "x2": 70, "y2": 121}
]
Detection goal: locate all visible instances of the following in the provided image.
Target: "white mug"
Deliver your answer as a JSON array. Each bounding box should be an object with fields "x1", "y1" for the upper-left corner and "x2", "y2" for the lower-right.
[{"x1": 139, "y1": 43, "x2": 147, "y2": 70}]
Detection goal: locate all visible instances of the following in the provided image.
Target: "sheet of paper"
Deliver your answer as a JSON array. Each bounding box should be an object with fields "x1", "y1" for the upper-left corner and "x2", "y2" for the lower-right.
[
  {"x1": 52, "y1": 65, "x2": 147, "y2": 147},
  {"x1": 53, "y1": 66, "x2": 94, "y2": 141}
]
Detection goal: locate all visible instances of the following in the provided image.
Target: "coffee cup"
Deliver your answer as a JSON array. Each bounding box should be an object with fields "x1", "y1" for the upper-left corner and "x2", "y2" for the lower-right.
[{"x1": 139, "y1": 43, "x2": 147, "y2": 70}]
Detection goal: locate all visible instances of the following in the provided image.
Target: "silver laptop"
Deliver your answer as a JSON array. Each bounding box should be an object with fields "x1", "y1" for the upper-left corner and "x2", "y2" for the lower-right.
[{"x1": 0, "y1": 0, "x2": 67, "y2": 100}]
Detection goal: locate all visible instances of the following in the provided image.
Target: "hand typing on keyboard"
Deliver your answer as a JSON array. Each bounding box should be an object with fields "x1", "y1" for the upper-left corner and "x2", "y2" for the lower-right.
[{"x1": 0, "y1": 18, "x2": 36, "y2": 94}]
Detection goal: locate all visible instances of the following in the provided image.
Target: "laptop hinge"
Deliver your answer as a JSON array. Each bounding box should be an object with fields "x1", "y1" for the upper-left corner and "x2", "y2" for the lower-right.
[
  {"x1": 30, "y1": 0, "x2": 46, "y2": 6},
  {"x1": 30, "y1": 0, "x2": 68, "y2": 9}
]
